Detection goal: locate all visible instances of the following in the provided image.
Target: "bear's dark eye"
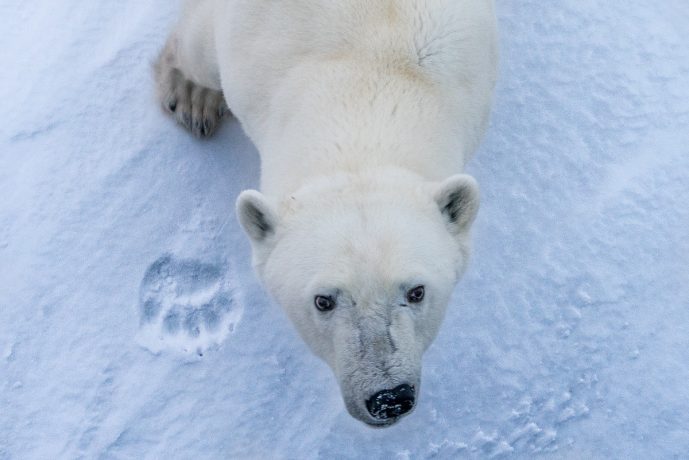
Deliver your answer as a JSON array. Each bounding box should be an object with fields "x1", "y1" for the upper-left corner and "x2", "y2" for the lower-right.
[
  {"x1": 315, "y1": 295, "x2": 336, "y2": 312},
  {"x1": 406, "y1": 285, "x2": 425, "y2": 303}
]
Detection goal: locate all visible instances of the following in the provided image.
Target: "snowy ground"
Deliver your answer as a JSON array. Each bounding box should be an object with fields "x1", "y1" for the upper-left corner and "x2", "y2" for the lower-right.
[{"x1": 2, "y1": 0, "x2": 689, "y2": 458}]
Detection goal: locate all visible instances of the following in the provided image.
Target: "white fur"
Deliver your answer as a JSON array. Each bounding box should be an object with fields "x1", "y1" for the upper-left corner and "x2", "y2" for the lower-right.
[{"x1": 159, "y1": 0, "x2": 497, "y2": 426}]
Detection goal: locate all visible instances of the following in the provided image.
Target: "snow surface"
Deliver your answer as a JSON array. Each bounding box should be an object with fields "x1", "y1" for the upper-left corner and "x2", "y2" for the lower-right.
[{"x1": 2, "y1": 0, "x2": 689, "y2": 458}]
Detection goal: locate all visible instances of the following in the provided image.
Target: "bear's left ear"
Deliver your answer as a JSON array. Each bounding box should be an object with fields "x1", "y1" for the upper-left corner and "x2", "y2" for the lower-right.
[
  {"x1": 236, "y1": 190, "x2": 279, "y2": 245},
  {"x1": 433, "y1": 174, "x2": 480, "y2": 235}
]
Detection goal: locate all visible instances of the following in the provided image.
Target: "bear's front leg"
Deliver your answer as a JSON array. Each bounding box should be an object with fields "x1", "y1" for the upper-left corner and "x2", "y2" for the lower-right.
[{"x1": 154, "y1": 38, "x2": 229, "y2": 138}]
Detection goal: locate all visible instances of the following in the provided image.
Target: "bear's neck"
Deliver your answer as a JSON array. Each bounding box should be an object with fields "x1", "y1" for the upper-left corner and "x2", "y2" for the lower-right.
[{"x1": 257, "y1": 57, "x2": 467, "y2": 198}]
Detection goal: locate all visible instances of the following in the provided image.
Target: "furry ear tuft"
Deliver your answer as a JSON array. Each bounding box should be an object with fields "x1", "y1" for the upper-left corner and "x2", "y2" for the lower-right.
[
  {"x1": 434, "y1": 174, "x2": 479, "y2": 235},
  {"x1": 236, "y1": 190, "x2": 278, "y2": 243}
]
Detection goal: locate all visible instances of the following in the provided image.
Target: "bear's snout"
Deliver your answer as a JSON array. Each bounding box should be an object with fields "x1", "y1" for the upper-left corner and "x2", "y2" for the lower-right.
[{"x1": 365, "y1": 384, "x2": 416, "y2": 421}]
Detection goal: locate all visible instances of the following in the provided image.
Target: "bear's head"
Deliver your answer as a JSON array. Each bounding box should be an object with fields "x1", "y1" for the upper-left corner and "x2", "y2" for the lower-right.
[{"x1": 236, "y1": 171, "x2": 479, "y2": 427}]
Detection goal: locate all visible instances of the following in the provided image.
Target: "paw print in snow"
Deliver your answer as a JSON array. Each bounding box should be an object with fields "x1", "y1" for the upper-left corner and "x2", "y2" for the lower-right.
[{"x1": 137, "y1": 255, "x2": 242, "y2": 355}]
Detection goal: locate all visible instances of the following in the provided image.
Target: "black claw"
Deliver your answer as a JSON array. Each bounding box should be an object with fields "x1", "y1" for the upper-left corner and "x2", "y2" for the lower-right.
[
  {"x1": 202, "y1": 119, "x2": 212, "y2": 136},
  {"x1": 193, "y1": 119, "x2": 203, "y2": 136},
  {"x1": 182, "y1": 113, "x2": 192, "y2": 128}
]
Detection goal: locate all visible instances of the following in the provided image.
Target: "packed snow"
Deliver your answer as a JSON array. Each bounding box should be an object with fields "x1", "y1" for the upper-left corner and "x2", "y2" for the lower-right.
[{"x1": 1, "y1": 0, "x2": 688, "y2": 458}]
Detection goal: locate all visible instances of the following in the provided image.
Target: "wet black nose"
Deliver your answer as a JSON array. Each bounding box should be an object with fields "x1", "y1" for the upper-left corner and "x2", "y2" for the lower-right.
[{"x1": 366, "y1": 384, "x2": 416, "y2": 420}]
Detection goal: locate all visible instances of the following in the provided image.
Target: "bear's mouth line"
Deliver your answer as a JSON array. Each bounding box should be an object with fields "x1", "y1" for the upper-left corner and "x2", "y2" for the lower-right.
[{"x1": 364, "y1": 416, "x2": 400, "y2": 427}]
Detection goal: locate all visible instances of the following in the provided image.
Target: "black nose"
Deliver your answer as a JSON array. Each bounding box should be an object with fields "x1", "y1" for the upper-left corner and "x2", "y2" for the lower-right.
[{"x1": 366, "y1": 384, "x2": 416, "y2": 420}]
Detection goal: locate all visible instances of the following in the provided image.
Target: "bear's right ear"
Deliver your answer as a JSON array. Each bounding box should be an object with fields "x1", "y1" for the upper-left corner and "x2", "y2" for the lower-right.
[{"x1": 236, "y1": 190, "x2": 279, "y2": 245}]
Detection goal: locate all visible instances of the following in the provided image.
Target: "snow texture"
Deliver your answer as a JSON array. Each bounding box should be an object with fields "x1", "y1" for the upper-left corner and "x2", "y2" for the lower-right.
[{"x1": 1, "y1": 0, "x2": 688, "y2": 458}]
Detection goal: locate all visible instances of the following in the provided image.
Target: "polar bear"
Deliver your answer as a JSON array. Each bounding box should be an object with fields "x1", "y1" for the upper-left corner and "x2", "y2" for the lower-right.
[{"x1": 155, "y1": 0, "x2": 497, "y2": 427}]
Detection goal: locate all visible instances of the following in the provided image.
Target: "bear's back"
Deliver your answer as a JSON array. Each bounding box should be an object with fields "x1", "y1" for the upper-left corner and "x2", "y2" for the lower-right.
[{"x1": 216, "y1": 0, "x2": 497, "y2": 140}]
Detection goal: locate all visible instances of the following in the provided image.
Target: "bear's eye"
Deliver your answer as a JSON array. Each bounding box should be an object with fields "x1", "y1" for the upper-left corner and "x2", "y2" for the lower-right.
[
  {"x1": 315, "y1": 295, "x2": 336, "y2": 312},
  {"x1": 406, "y1": 285, "x2": 425, "y2": 303}
]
